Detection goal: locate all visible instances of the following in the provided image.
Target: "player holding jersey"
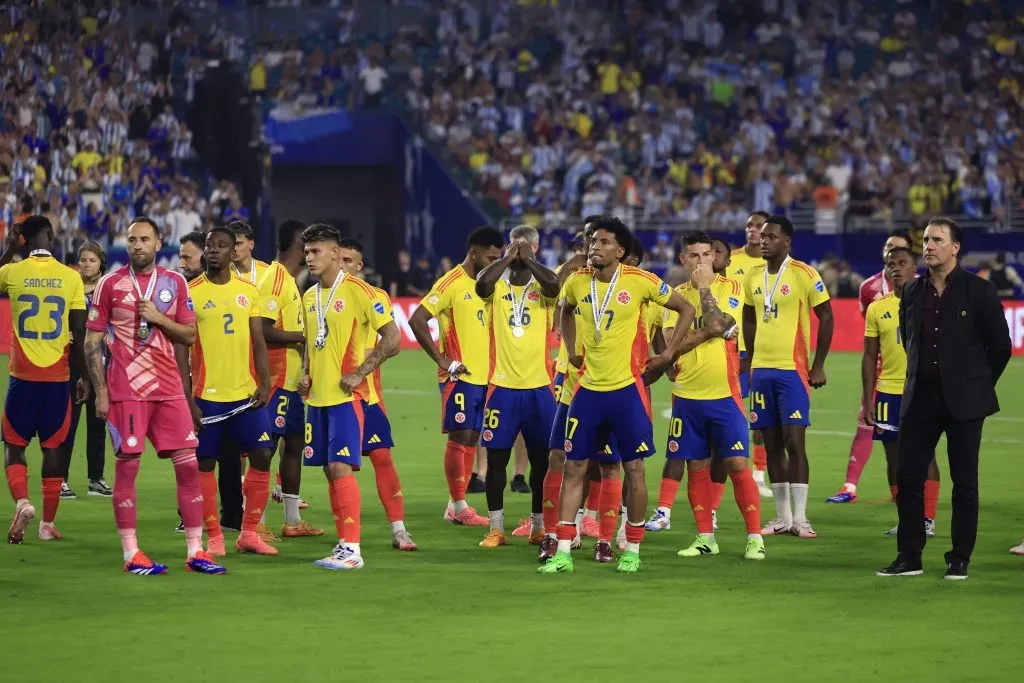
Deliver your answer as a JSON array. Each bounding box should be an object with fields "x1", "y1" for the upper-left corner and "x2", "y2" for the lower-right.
[
  {"x1": 861, "y1": 247, "x2": 940, "y2": 536},
  {"x1": 409, "y1": 228, "x2": 504, "y2": 527},
  {"x1": 86, "y1": 217, "x2": 223, "y2": 575},
  {"x1": 473, "y1": 225, "x2": 561, "y2": 548},
  {"x1": 336, "y1": 238, "x2": 417, "y2": 551},
  {"x1": 258, "y1": 219, "x2": 321, "y2": 538},
  {"x1": 298, "y1": 224, "x2": 399, "y2": 570},
  {"x1": 185, "y1": 226, "x2": 278, "y2": 557},
  {"x1": 540, "y1": 221, "x2": 699, "y2": 575},
  {"x1": 1, "y1": 216, "x2": 87, "y2": 543},
  {"x1": 741, "y1": 216, "x2": 834, "y2": 538}
]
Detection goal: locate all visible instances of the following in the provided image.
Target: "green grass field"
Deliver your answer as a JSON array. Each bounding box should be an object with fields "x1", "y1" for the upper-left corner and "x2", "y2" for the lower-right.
[{"x1": 3, "y1": 351, "x2": 1023, "y2": 682}]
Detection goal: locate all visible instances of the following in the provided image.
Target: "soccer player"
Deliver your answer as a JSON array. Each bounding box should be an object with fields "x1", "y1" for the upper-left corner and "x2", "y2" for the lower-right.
[
  {"x1": 827, "y1": 229, "x2": 916, "y2": 503},
  {"x1": 1, "y1": 216, "x2": 87, "y2": 543},
  {"x1": 258, "y1": 219, "x2": 321, "y2": 538},
  {"x1": 297, "y1": 223, "x2": 399, "y2": 570},
  {"x1": 727, "y1": 212, "x2": 772, "y2": 497},
  {"x1": 86, "y1": 217, "x2": 224, "y2": 575},
  {"x1": 741, "y1": 216, "x2": 834, "y2": 538},
  {"x1": 539, "y1": 219, "x2": 704, "y2": 574},
  {"x1": 861, "y1": 247, "x2": 940, "y2": 536},
  {"x1": 184, "y1": 226, "x2": 278, "y2": 557},
  {"x1": 230, "y1": 221, "x2": 270, "y2": 285},
  {"x1": 473, "y1": 225, "x2": 561, "y2": 547},
  {"x1": 336, "y1": 238, "x2": 417, "y2": 551},
  {"x1": 658, "y1": 232, "x2": 765, "y2": 560},
  {"x1": 409, "y1": 228, "x2": 504, "y2": 527},
  {"x1": 179, "y1": 231, "x2": 206, "y2": 282}
]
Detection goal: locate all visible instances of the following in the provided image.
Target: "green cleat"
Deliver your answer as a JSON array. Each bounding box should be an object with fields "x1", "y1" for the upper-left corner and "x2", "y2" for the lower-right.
[
  {"x1": 744, "y1": 536, "x2": 766, "y2": 560},
  {"x1": 537, "y1": 551, "x2": 574, "y2": 574},
  {"x1": 677, "y1": 534, "x2": 720, "y2": 558},
  {"x1": 616, "y1": 550, "x2": 642, "y2": 573}
]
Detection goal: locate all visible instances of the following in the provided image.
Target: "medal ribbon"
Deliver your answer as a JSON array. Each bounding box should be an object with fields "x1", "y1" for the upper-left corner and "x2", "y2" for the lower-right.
[
  {"x1": 762, "y1": 256, "x2": 791, "y2": 320},
  {"x1": 589, "y1": 264, "x2": 620, "y2": 341},
  {"x1": 314, "y1": 270, "x2": 345, "y2": 349},
  {"x1": 129, "y1": 266, "x2": 159, "y2": 333}
]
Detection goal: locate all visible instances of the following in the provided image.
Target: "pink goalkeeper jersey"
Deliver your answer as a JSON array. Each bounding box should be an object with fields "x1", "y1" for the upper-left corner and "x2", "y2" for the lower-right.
[
  {"x1": 87, "y1": 265, "x2": 196, "y2": 401},
  {"x1": 858, "y1": 270, "x2": 892, "y2": 317}
]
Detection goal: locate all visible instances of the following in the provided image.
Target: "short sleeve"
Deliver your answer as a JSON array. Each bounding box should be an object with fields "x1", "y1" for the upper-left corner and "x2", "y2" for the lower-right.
[
  {"x1": 258, "y1": 269, "x2": 280, "y2": 321},
  {"x1": 648, "y1": 276, "x2": 673, "y2": 306},
  {"x1": 68, "y1": 276, "x2": 86, "y2": 311},
  {"x1": 172, "y1": 273, "x2": 196, "y2": 324},
  {"x1": 742, "y1": 271, "x2": 756, "y2": 307},
  {"x1": 369, "y1": 290, "x2": 394, "y2": 331},
  {"x1": 248, "y1": 286, "x2": 261, "y2": 319},
  {"x1": 864, "y1": 306, "x2": 880, "y2": 338},
  {"x1": 0, "y1": 263, "x2": 11, "y2": 293},
  {"x1": 419, "y1": 277, "x2": 451, "y2": 317},
  {"x1": 560, "y1": 275, "x2": 579, "y2": 307},
  {"x1": 806, "y1": 266, "x2": 831, "y2": 307},
  {"x1": 661, "y1": 294, "x2": 680, "y2": 330},
  {"x1": 86, "y1": 273, "x2": 112, "y2": 331},
  {"x1": 721, "y1": 281, "x2": 742, "y2": 317}
]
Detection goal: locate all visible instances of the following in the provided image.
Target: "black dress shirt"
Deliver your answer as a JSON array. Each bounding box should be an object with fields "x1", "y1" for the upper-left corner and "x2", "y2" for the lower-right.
[{"x1": 918, "y1": 267, "x2": 959, "y2": 379}]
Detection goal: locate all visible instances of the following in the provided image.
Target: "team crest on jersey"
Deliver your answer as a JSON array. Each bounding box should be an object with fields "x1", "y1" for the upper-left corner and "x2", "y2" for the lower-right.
[
  {"x1": 334, "y1": 299, "x2": 345, "y2": 313},
  {"x1": 236, "y1": 294, "x2": 249, "y2": 308},
  {"x1": 88, "y1": 307, "x2": 99, "y2": 321},
  {"x1": 158, "y1": 289, "x2": 173, "y2": 304},
  {"x1": 814, "y1": 281, "x2": 825, "y2": 293},
  {"x1": 617, "y1": 291, "x2": 631, "y2": 305},
  {"x1": 563, "y1": 439, "x2": 573, "y2": 453},
  {"x1": 275, "y1": 416, "x2": 286, "y2": 428},
  {"x1": 749, "y1": 411, "x2": 758, "y2": 423},
  {"x1": 482, "y1": 429, "x2": 494, "y2": 442},
  {"x1": 454, "y1": 412, "x2": 466, "y2": 424},
  {"x1": 303, "y1": 446, "x2": 314, "y2": 459},
  {"x1": 373, "y1": 301, "x2": 386, "y2": 314},
  {"x1": 527, "y1": 290, "x2": 541, "y2": 302},
  {"x1": 126, "y1": 436, "x2": 138, "y2": 448},
  {"x1": 780, "y1": 284, "x2": 790, "y2": 296},
  {"x1": 428, "y1": 295, "x2": 439, "y2": 305},
  {"x1": 668, "y1": 440, "x2": 679, "y2": 453},
  {"x1": 267, "y1": 300, "x2": 278, "y2": 312}
]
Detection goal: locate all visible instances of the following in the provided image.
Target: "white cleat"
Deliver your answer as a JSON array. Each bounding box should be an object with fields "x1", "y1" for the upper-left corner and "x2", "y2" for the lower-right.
[
  {"x1": 884, "y1": 524, "x2": 899, "y2": 536},
  {"x1": 791, "y1": 520, "x2": 817, "y2": 538},
  {"x1": 314, "y1": 544, "x2": 364, "y2": 570},
  {"x1": 886, "y1": 519, "x2": 935, "y2": 537},
  {"x1": 571, "y1": 533, "x2": 582, "y2": 550},
  {"x1": 615, "y1": 527, "x2": 627, "y2": 551},
  {"x1": 7, "y1": 501, "x2": 35, "y2": 544},
  {"x1": 443, "y1": 504, "x2": 455, "y2": 521},
  {"x1": 712, "y1": 508, "x2": 719, "y2": 531},
  {"x1": 38, "y1": 522, "x2": 62, "y2": 541},
  {"x1": 645, "y1": 509, "x2": 671, "y2": 532},
  {"x1": 760, "y1": 518, "x2": 791, "y2": 536},
  {"x1": 758, "y1": 484, "x2": 774, "y2": 498},
  {"x1": 1009, "y1": 539, "x2": 1024, "y2": 556}
]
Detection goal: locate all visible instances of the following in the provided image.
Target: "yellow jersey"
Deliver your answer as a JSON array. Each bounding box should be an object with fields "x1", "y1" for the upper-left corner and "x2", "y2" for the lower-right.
[
  {"x1": 662, "y1": 276, "x2": 744, "y2": 401},
  {"x1": 303, "y1": 275, "x2": 392, "y2": 408},
  {"x1": 232, "y1": 258, "x2": 270, "y2": 287},
  {"x1": 644, "y1": 302, "x2": 663, "y2": 343},
  {"x1": 742, "y1": 259, "x2": 830, "y2": 376},
  {"x1": 484, "y1": 277, "x2": 556, "y2": 389},
  {"x1": 0, "y1": 253, "x2": 86, "y2": 382},
  {"x1": 561, "y1": 265, "x2": 674, "y2": 392},
  {"x1": 188, "y1": 275, "x2": 262, "y2": 402},
  {"x1": 726, "y1": 247, "x2": 764, "y2": 353},
  {"x1": 363, "y1": 284, "x2": 394, "y2": 407},
  {"x1": 257, "y1": 261, "x2": 304, "y2": 392},
  {"x1": 419, "y1": 265, "x2": 491, "y2": 387},
  {"x1": 864, "y1": 293, "x2": 905, "y2": 394}
]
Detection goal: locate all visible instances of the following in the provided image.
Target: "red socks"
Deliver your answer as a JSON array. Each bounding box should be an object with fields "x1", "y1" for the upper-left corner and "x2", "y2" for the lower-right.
[
  {"x1": 585, "y1": 480, "x2": 601, "y2": 512},
  {"x1": 5, "y1": 464, "x2": 27, "y2": 501},
  {"x1": 890, "y1": 484, "x2": 899, "y2": 503},
  {"x1": 41, "y1": 477, "x2": 62, "y2": 524},
  {"x1": 752, "y1": 444, "x2": 767, "y2": 472},
  {"x1": 924, "y1": 480, "x2": 940, "y2": 520},
  {"x1": 657, "y1": 477, "x2": 680, "y2": 509},
  {"x1": 687, "y1": 468, "x2": 714, "y2": 534},
  {"x1": 113, "y1": 457, "x2": 140, "y2": 531},
  {"x1": 444, "y1": 441, "x2": 472, "y2": 501},
  {"x1": 598, "y1": 478, "x2": 622, "y2": 541},
  {"x1": 171, "y1": 451, "x2": 203, "y2": 530},
  {"x1": 369, "y1": 449, "x2": 404, "y2": 523},
  {"x1": 711, "y1": 482, "x2": 726, "y2": 511},
  {"x1": 462, "y1": 445, "x2": 476, "y2": 485},
  {"x1": 242, "y1": 468, "x2": 271, "y2": 532},
  {"x1": 542, "y1": 470, "x2": 563, "y2": 533},
  {"x1": 729, "y1": 468, "x2": 762, "y2": 534},
  {"x1": 624, "y1": 521, "x2": 645, "y2": 545},
  {"x1": 329, "y1": 475, "x2": 361, "y2": 544},
  {"x1": 842, "y1": 425, "x2": 875, "y2": 486},
  {"x1": 198, "y1": 470, "x2": 222, "y2": 538}
]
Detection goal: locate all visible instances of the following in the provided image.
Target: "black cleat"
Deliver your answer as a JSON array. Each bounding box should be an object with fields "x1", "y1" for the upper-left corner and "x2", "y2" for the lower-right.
[
  {"x1": 510, "y1": 474, "x2": 531, "y2": 494},
  {"x1": 467, "y1": 474, "x2": 486, "y2": 494},
  {"x1": 944, "y1": 561, "x2": 968, "y2": 581},
  {"x1": 876, "y1": 555, "x2": 923, "y2": 577}
]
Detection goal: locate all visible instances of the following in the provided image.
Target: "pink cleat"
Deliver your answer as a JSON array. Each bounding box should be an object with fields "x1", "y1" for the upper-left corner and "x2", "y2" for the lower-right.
[
  {"x1": 38, "y1": 523, "x2": 62, "y2": 541},
  {"x1": 236, "y1": 530, "x2": 280, "y2": 555},
  {"x1": 206, "y1": 534, "x2": 227, "y2": 557},
  {"x1": 392, "y1": 529, "x2": 418, "y2": 551},
  {"x1": 7, "y1": 501, "x2": 35, "y2": 544},
  {"x1": 760, "y1": 518, "x2": 792, "y2": 536},
  {"x1": 579, "y1": 517, "x2": 601, "y2": 539},
  {"x1": 511, "y1": 519, "x2": 532, "y2": 537},
  {"x1": 452, "y1": 506, "x2": 488, "y2": 526},
  {"x1": 791, "y1": 520, "x2": 818, "y2": 538}
]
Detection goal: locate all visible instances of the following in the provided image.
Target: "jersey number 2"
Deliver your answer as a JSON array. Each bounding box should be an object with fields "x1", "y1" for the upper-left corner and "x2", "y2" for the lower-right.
[
  {"x1": 223, "y1": 313, "x2": 235, "y2": 335},
  {"x1": 17, "y1": 294, "x2": 65, "y2": 340}
]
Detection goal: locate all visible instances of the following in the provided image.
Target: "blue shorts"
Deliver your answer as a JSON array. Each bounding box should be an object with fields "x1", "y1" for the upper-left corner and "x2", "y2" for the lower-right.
[
  {"x1": 666, "y1": 396, "x2": 749, "y2": 460},
  {"x1": 439, "y1": 380, "x2": 486, "y2": 434},
  {"x1": 552, "y1": 372, "x2": 566, "y2": 404},
  {"x1": 565, "y1": 382, "x2": 654, "y2": 463},
  {"x1": 749, "y1": 369, "x2": 811, "y2": 430},
  {"x1": 195, "y1": 398, "x2": 274, "y2": 459},
  {"x1": 549, "y1": 401, "x2": 618, "y2": 459},
  {"x1": 268, "y1": 388, "x2": 305, "y2": 437},
  {"x1": 738, "y1": 351, "x2": 750, "y2": 398},
  {"x1": 2, "y1": 378, "x2": 71, "y2": 449},
  {"x1": 872, "y1": 392, "x2": 901, "y2": 443},
  {"x1": 480, "y1": 386, "x2": 556, "y2": 451},
  {"x1": 305, "y1": 402, "x2": 363, "y2": 469},
  {"x1": 361, "y1": 400, "x2": 394, "y2": 451}
]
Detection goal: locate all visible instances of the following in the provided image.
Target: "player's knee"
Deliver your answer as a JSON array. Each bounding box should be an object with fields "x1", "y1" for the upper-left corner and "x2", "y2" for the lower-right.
[
  {"x1": 598, "y1": 462, "x2": 620, "y2": 480},
  {"x1": 548, "y1": 450, "x2": 566, "y2": 470},
  {"x1": 368, "y1": 449, "x2": 393, "y2": 468},
  {"x1": 622, "y1": 459, "x2": 645, "y2": 481},
  {"x1": 563, "y1": 458, "x2": 587, "y2": 479},
  {"x1": 198, "y1": 458, "x2": 217, "y2": 473},
  {"x1": 663, "y1": 459, "x2": 684, "y2": 480}
]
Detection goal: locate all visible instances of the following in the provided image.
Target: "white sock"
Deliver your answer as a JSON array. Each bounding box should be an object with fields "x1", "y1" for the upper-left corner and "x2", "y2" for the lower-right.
[
  {"x1": 843, "y1": 482, "x2": 857, "y2": 493},
  {"x1": 702, "y1": 532, "x2": 715, "y2": 543},
  {"x1": 282, "y1": 494, "x2": 301, "y2": 525},
  {"x1": 346, "y1": 542, "x2": 360, "y2": 556},
  {"x1": 545, "y1": 532, "x2": 556, "y2": 540},
  {"x1": 583, "y1": 508, "x2": 597, "y2": 520},
  {"x1": 556, "y1": 539, "x2": 572, "y2": 553},
  {"x1": 772, "y1": 483, "x2": 792, "y2": 525},
  {"x1": 574, "y1": 508, "x2": 584, "y2": 526},
  {"x1": 625, "y1": 542, "x2": 640, "y2": 553},
  {"x1": 390, "y1": 520, "x2": 406, "y2": 534},
  {"x1": 657, "y1": 505, "x2": 672, "y2": 518},
  {"x1": 453, "y1": 499, "x2": 469, "y2": 514},
  {"x1": 531, "y1": 512, "x2": 543, "y2": 533},
  {"x1": 748, "y1": 533, "x2": 763, "y2": 541},
  {"x1": 753, "y1": 469, "x2": 765, "y2": 485},
  {"x1": 185, "y1": 528, "x2": 203, "y2": 558},
  {"x1": 790, "y1": 483, "x2": 809, "y2": 523},
  {"x1": 618, "y1": 505, "x2": 628, "y2": 534},
  {"x1": 488, "y1": 509, "x2": 504, "y2": 532}
]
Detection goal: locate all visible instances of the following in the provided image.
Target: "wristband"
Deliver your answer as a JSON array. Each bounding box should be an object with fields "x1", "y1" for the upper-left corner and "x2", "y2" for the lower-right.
[
  {"x1": 724, "y1": 325, "x2": 737, "y2": 339},
  {"x1": 447, "y1": 360, "x2": 463, "y2": 375}
]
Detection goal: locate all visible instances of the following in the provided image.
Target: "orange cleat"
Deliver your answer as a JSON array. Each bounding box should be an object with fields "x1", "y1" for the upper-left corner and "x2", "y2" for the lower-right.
[
  {"x1": 528, "y1": 530, "x2": 545, "y2": 546},
  {"x1": 511, "y1": 519, "x2": 532, "y2": 537},
  {"x1": 256, "y1": 523, "x2": 280, "y2": 543},
  {"x1": 281, "y1": 521, "x2": 324, "y2": 537},
  {"x1": 206, "y1": 534, "x2": 227, "y2": 557},
  {"x1": 7, "y1": 501, "x2": 35, "y2": 544},
  {"x1": 479, "y1": 529, "x2": 510, "y2": 547},
  {"x1": 452, "y1": 506, "x2": 488, "y2": 526},
  {"x1": 580, "y1": 517, "x2": 601, "y2": 539},
  {"x1": 236, "y1": 530, "x2": 279, "y2": 555}
]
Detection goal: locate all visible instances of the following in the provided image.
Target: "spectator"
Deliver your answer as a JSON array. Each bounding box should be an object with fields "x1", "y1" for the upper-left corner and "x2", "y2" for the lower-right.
[
  {"x1": 981, "y1": 254, "x2": 1024, "y2": 299},
  {"x1": 389, "y1": 249, "x2": 416, "y2": 298}
]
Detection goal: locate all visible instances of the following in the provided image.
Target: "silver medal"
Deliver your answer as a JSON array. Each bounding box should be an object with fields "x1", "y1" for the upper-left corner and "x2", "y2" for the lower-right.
[
  {"x1": 512, "y1": 326, "x2": 525, "y2": 338},
  {"x1": 314, "y1": 270, "x2": 346, "y2": 351},
  {"x1": 128, "y1": 265, "x2": 159, "y2": 342},
  {"x1": 589, "y1": 265, "x2": 621, "y2": 342}
]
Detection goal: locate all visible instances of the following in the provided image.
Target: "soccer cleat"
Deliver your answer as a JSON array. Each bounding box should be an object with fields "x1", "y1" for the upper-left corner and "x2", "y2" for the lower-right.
[
  {"x1": 1009, "y1": 540, "x2": 1024, "y2": 556},
  {"x1": 593, "y1": 540, "x2": 615, "y2": 563},
  {"x1": 645, "y1": 509, "x2": 671, "y2": 531},
  {"x1": 615, "y1": 527, "x2": 627, "y2": 551},
  {"x1": 925, "y1": 518, "x2": 936, "y2": 537},
  {"x1": 511, "y1": 519, "x2": 532, "y2": 537},
  {"x1": 791, "y1": 520, "x2": 817, "y2": 538},
  {"x1": 38, "y1": 523, "x2": 62, "y2": 541},
  {"x1": 174, "y1": 519, "x2": 185, "y2": 533},
  {"x1": 236, "y1": 530, "x2": 279, "y2": 555},
  {"x1": 538, "y1": 536, "x2": 557, "y2": 563},
  {"x1": 826, "y1": 487, "x2": 857, "y2": 504},
  {"x1": 479, "y1": 529, "x2": 510, "y2": 548},
  {"x1": 7, "y1": 501, "x2": 35, "y2": 544},
  {"x1": 88, "y1": 479, "x2": 113, "y2": 497},
  {"x1": 944, "y1": 561, "x2": 968, "y2": 581},
  {"x1": 452, "y1": 506, "x2": 488, "y2": 526},
  {"x1": 579, "y1": 516, "x2": 601, "y2": 538},
  {"x1": 256, "y1": 523, "x2": 280, "y2": 543},
  {"x1": 281, "y1": 520, "x2": 324, "y2": 537},
  {"x1": 443, "y1": 504, "x2": 455, "y2": 521},
  {"x1": 187, "y1": 551, "x2": 227, "y2": 574},
  {"x1": 272, "y1": 486, "x2": 283, "y2": 504},
  {"x1": 206, "y1": 534, "x2": 227, "y2": 557},
  {"x1": 884, "y1": 524, "x2": 899, "y2": 536},
  {"x1": 712, "y1": 509, "x2": 719, "y2": 531},
  {"x1": 760, "y1": 518, "x2": 791, "y2": 535},
  {"x1": 314, "y1": 543, "x2": 364, "y2": 570},
  {"x1": 392, "y1": 529, "x2": 418, "y2": 551},
  {"x1": 677, "y1": 534, "x2": 719, "y2": 558},
  {"x1": 60, "y1": 481, "x2": 76, "y2": 499},
  {"x1": 124, "y1": 550, "x2": 169, "y2": 576},
  {"x1": 528, "y1": 529, "x2": 544, "y2": 546},
  {"x1": 876, "y1": 556, "x2": 923, "y2": 577},
  {"x1": 616, "y1": 550, "x2": 642, "y2": 573},
  {"x1": 510, "y1": 474, "x2": 531, "y2": 494},
  {"x1": 572, "y1": 533, "x2": 583, "y2": 550},
  {"x1": 745, "y1": 537, "x2": 766, "y2": 560},
  {"x1": 467, "y1": 474, "x2": 486, "y2": 494},
  {"x1": 758, "y1": 482, "x2": 774, "y2": 498},
  {"x1": 537, "y1": 550, "x2": 574, "y2": 574}
]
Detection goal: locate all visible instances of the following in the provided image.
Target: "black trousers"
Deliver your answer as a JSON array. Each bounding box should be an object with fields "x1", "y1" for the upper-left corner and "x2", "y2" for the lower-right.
[
  {"x1": 896, "y1": 377, "x2": 985, "y2": 565},
  {"x1": 218, "y1": 441, "x2": 243, "y2": 529},
  {"x1": 62, "y1": 364, "x2": 106, "y2": 482}
]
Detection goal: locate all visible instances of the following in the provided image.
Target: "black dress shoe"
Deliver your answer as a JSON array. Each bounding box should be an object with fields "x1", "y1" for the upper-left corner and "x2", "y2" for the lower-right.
[
  {"x1": 944, "y1": 561, "x2": 968, "y2": 581},
  {"x1": 876, "y1": 555, "x2": 923, "y2": 577},
  {"x1": 467, "y1": 474, "x2": 486, "y2": 494},
  {"x1": 510, "y1": 474, "x2": 531, "y2": 494}
]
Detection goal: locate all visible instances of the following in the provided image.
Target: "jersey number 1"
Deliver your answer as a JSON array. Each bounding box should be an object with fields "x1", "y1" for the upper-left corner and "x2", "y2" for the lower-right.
[{"x1": 16, "y1": 294, "x2": 65, "y2": 340}]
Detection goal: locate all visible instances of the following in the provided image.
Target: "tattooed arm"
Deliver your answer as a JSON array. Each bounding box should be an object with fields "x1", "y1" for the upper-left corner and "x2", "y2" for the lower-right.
[
  {"x1": 340, "y1": 321, "x2": 401, "y2": 394},
  {"x1": 84, "y1": 329, "x2": 110, "y2": 420}
]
